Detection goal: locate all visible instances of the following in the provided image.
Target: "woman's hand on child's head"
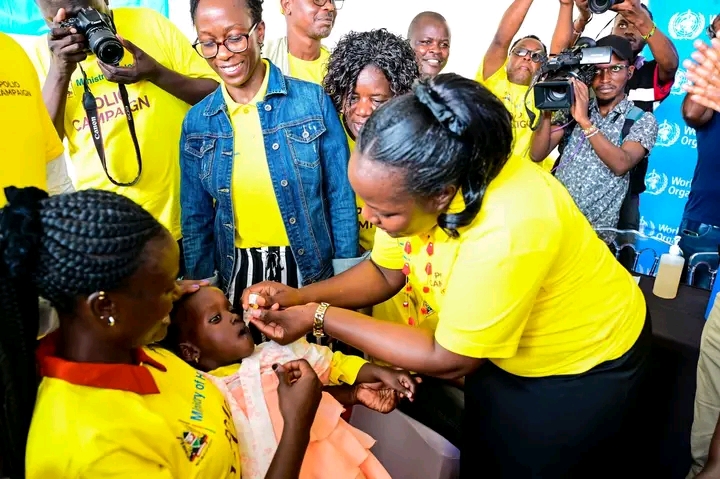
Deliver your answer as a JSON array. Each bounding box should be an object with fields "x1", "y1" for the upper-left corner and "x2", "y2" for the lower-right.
[
  {"x1": 353, "y1": 383, "x2": 399, "y2": 414},
  {"x1": 173, "y1": 278, "x2": 210, "y2": 302},
  {"x1": 274, "y1": 359, "x2": 323, "y2": 431}
]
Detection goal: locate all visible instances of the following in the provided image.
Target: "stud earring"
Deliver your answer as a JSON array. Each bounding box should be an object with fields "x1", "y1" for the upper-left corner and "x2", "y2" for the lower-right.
[{"x1": 107, "y1": 316, "x2": 116, "y2": 327}]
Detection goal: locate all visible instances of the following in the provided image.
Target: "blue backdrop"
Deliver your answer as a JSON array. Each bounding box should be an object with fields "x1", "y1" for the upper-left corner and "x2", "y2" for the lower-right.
[
  {"x1": 0, "y1": 0, "x2": 169, "y2": 35},
  {"x1": 634, "y1": 1, "x2": 718, "y2": 274}
]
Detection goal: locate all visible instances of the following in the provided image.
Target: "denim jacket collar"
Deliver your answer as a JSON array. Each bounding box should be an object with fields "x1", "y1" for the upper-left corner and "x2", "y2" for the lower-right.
[{"x1": 202, "y1": 60, "x2": 288, "y2": 117}]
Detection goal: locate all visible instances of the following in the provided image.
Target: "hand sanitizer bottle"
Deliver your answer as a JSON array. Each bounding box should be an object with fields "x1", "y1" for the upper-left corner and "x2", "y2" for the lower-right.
[{"x1": 653, "y1": 236, "x2": 685, "y2": 300}]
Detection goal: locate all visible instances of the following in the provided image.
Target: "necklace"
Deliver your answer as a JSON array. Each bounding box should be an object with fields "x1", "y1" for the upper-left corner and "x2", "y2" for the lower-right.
[{"x1": 401, "y1": 235, "x2": 435, "y2": 326}]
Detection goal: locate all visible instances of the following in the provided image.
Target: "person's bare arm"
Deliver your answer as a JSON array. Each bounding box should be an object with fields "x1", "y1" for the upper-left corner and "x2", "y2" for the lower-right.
[
  {"x1": 550, "y1": 0, "x2": 575, "y2": 55},
  {"x1": 482, "y1": 0, "x2": 535, "y2": 81},
  {"x1": 530, "y1": 111, "x2": 567, "y2": 161},
  {"x1": 613, "y1": 0, "x2": 678, "y2": 84},
  {"x1": 553, "y1": 0, "x2": 592, "y2": 52},
  {"x1": 682, "y1": 93, "x2": 715, "y2": 129},
  {"x1": 43, "y1": 11, "x2": 89, "y2": 138}
]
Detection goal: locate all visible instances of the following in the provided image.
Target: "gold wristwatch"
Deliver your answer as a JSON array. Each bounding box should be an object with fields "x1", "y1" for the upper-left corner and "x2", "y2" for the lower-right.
[{"x1": 313, "y1": 302, "x2": 330, "y2": 338}]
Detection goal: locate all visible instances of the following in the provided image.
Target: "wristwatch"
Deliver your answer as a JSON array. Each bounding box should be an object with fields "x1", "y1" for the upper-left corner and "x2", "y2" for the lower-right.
[{"x1": 313, "y1": 302, "x2": 330, "y2": 338}]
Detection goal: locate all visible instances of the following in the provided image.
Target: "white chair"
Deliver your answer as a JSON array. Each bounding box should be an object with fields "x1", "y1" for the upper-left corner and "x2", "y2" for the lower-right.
[{"x1": 349, "y1": 405, "x2": 461, "y2": 479}]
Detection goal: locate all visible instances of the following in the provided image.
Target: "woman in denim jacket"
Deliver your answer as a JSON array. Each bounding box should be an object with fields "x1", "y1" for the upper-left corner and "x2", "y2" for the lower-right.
[{"x1": 181, "y1": 0, "x2": 358, "y2": 308}]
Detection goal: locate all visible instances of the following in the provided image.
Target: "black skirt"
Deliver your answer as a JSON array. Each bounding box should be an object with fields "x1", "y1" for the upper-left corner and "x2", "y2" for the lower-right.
[{"x1": 461, "y1": 311, "x2": 651, "y2": 478}]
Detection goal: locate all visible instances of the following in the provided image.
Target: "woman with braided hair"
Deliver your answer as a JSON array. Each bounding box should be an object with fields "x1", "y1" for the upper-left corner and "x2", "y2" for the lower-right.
[
  {"x1": 0, "y1": 187, "x2": 321, "y2": 478},
  {"x1": 241, "y1": 73, "x2": 651, "y2": 477}
]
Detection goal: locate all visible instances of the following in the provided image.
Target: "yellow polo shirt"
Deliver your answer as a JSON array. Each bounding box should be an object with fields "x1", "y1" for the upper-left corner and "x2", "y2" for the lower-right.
[
  {"x1": 0, "y1": 33, "x2": 64, "y2": 207},
  {"x1": 287, "y1": 47, "x2": 330, "y2": 85},
  {"x1": 30, "y1": 7, "x2": 218, "y2": 239},
  {"x1": 475, "y1": 59, "x2": 554, "y2": 172},
  {"x1": 223, "y1": 60, "x2": 289, "y2": 248},
  {"x1": 27, "y1": 338, "x2": 242, "y2": 478},
  {"x1": 371, "y1": 154, "x2": 646, "y2": 377}
]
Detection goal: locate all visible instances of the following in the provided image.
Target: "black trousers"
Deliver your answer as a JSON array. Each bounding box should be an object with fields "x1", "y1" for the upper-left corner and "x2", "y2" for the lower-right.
[{"x1": 461, "y1": 312, "x2": 651, "y2": 478}]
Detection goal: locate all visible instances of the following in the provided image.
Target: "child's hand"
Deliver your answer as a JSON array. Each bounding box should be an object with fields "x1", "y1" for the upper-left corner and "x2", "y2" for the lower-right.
[
  {"x1": 371, "y1": 367, "x2": 421, "y2": 402},
  {"x1": 353, "y1": 383, "x2": 399, "y2": 414}
]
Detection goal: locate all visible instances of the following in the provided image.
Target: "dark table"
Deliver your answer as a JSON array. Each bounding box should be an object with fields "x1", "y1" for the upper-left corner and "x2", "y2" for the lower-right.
[{"x1": 639, "y1": 276, "x2": 710, "y2": 478}]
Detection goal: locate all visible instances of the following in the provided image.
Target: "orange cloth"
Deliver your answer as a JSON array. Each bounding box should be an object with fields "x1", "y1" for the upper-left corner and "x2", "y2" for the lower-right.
[{"x1": 209, "y1": 341, "x2": 390, "y2": 479}]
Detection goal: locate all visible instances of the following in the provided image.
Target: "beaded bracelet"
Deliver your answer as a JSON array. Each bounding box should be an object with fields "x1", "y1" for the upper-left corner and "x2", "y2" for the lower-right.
[{"x1": 643, "y1": 24, "x2": 657, "y2": 41}]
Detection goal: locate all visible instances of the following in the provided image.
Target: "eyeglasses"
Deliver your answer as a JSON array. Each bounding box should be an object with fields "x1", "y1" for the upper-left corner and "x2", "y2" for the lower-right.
[
  {"x1": 313, "y1": 0, "x2": 344, "y2": 9},
  {"x1": 594, "y1": 64, "x2": 629, "y2": 77},
  {"x1": 511, "y1": 47, "x2": 545, "y2": 63},
  {"x1": 193, "y1": 23, "x2": 258, "y2": 59}
]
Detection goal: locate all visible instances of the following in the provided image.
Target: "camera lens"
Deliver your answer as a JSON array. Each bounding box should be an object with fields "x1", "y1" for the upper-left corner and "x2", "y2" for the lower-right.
[
  {"x1": 547, "y1": 87, "x2": 568, "y2": 102},
  {"x1": 588, "y1": 0, "x2": 622, "y2": 14},
  {"x1": 88, "y1": 30, "x2": 124, "y2": 65},
  {"x1": 95, "y1": 38, "x2": 125, "y2": 65}
]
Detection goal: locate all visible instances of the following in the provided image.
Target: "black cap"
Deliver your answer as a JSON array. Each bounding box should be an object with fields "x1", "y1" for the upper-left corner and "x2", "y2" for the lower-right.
[{"x1": 595, "y1": 35, "x2": 633, "y2": 62}]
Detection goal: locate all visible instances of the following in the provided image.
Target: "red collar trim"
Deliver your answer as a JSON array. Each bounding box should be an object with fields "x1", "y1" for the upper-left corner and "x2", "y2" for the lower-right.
[{"x1": 37, "y1": 334, "x2": 166, "y2": 395}]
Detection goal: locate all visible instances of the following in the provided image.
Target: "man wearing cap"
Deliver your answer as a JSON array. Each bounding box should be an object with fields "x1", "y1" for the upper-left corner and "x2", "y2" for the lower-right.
[
  {"x1": 530, "y1": 35, "x2": 658, "y2": 233},
  {"x1": 562, "y1": 0, "x2": 678, "y2": 264}
]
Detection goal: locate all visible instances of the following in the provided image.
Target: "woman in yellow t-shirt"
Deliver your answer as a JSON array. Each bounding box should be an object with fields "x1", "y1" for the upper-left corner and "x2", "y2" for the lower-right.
[
  {"x1": 242, "y1": 74, "x2": 650, "y2": 478},
  {"x1": 0, "y1": 188, "x2": 320, "y2": 478},
  {"x1": 322, "y1": 29, "x2": 464, "y2": 447},
  {"x1": 323, "y1": 28, "x2": 420, "y2": 253}
]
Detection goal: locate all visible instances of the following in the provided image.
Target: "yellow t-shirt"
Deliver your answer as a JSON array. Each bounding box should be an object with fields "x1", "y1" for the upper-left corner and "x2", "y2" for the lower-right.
[
  {"x1": 345, "y1": 132, "x2": 376, "y2": 252},
  {"x1": 30, "y1": 7, "x2": 218, "y2": 239},
  {"x1": 27, "y1": 342, "x2": 242, "y2": 478},
  {"x1": 371, "y1": 154, "x2": 646, "y2": 377},
  {"x1": 287, "y1": 47, "x2": 330, "y2": 85},
  {"x1": 0, "y1": 33, "x2": 64, "y2": 207},
  {"x1": 475, "y1": 59, "x2": 555, "y2": 172},
  {"x1": 223, "y1": 60, "x2": 289, "y2": 249}
]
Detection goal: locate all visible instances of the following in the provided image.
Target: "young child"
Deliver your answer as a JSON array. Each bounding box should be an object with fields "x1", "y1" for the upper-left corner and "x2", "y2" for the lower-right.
[{"x1": 165, "y1": 286, "x2": 418, "y2": 479}]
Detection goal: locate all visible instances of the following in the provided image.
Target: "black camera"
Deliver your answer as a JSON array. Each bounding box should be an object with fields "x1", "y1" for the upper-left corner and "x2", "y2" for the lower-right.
[
  {"x1": 533, "y1": 38, "x2": 613, "y2": 110},
  {"x1": 588, "y1": 0, "x2": 622, "y2": 14},
  {"x1": 60, "y1": 8, "x2": 124, "y2": 66}
]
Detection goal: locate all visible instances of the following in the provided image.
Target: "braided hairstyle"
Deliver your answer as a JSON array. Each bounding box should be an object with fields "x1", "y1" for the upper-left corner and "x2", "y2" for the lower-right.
[
  {"x1": 323, "y1": 29, "x2": 420, "y2": 115},
  {"x1": 356, "y1": 73, "x2": 513, "y2": 237},
  {"x1": 0, "y1": 187, "x2": 164, "y2": 478}
]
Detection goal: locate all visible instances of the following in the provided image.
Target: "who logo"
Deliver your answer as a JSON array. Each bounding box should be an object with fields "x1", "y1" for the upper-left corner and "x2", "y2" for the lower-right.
[
  {"x1": 656, "y1": 120, "x2": 682, "y2": 148},
  {"x1": 671, "y1": 69, "x2": 689, "y2": 96},
  {"x1": 645, "y1": 169, "x2": 669, "y2": 196},
  {"x1": 669, "y1": 10, "x2": 706, "y2": 40}
]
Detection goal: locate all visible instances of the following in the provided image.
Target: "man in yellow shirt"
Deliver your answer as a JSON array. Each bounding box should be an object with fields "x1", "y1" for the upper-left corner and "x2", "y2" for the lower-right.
[
  {"x1": 31, "y1": 0, "x2": 218, "y2": 266},
  {"x1": 475, "y1": 0, "x2": 556, "y2": 171},
  {"x1": 0, "y1": 33, "x2": 73, "y2": 207},
  {"x1": 265, "y1": 0, "x2": 341, "y2": 84}
]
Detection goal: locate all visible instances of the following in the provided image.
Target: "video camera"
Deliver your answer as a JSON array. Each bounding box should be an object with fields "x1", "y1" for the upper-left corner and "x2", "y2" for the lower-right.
[
  {"x1": 533, "y1": 37, "x2": 613, "y2": 111},
  {"x1": 60, "y1": 8, "x2": 124, "y2": 66}
]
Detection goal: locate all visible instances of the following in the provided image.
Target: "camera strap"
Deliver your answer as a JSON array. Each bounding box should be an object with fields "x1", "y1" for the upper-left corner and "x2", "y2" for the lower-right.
[{"x1": 78, "y1": 64, "x2": 143, "y2": 187}]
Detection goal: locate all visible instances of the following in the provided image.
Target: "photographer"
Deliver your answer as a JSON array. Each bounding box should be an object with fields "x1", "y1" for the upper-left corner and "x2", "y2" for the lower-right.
[
  {"x1": 556, "y1": 0, "x2": 678, "y2": 247},
  {"x1": 29, "y1": 0, "x2": 219, "y2": 270},
  {"x1": 475, "y1": 0, "x2": 570, "y2": 171},
  {"x1": 530, "y1": 35, "x2": 658, "y2": 232}
]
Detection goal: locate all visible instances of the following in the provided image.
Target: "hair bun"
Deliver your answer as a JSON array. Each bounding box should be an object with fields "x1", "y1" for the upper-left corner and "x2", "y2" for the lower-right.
[
  {"x1": 0, "y1": 187, "x2": 48, "y2": 278},
  {"x1": 414, "y1": 81, "x2": 467, "y2": 136}
]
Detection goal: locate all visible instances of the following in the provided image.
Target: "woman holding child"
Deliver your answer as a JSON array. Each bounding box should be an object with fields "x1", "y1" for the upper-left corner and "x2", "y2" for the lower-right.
[{"x1": 244, "y1": 73, "x2": 652, "y2": 478}]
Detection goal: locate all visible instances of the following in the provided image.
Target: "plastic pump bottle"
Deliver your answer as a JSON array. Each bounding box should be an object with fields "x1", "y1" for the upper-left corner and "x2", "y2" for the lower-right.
[{"x1": 653, "y1": 236, "x2": 685, "y2": 300}]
